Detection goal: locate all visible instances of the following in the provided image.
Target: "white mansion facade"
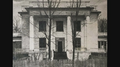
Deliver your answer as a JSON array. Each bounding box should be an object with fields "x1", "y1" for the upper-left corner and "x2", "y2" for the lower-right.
[{"x1": 13, "y1": 1, "x2": 107, "y2": 60}]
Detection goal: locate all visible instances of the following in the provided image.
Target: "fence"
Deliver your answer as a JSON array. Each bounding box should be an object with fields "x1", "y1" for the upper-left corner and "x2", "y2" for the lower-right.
[{"x1": 13, "y1": 57, "x2": 107, "y2": 67}]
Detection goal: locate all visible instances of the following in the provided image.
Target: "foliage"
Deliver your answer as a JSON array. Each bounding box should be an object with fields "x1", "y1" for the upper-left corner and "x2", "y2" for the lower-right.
[
  {"x1": 13, "y1": 55, "x2": 107, "y2": 67},
  {"x1": 98, "y1": 18, "x2": 107, "y2": 32},
  {"x1": 13, "y1": 15, "x2": 22, "y2": 33}
]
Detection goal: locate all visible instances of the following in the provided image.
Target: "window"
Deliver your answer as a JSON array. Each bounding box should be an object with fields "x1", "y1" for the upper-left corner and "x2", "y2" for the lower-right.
[
  {"x1": 56, "y1": 21, "x2": 63, "y2": 31},
  {"x1": 39, "y1": 21, "x2": 46, "y2": 31},
  {"x1": 98, "y1": 41, "x2": 100, "y2": 48},
  {"x1": 13, "y1": 41, "x2": 22, "y2": 49},
  {"x1": 39, "y1": 38, "x2": 46, "y2": 48},
  {"x1": 75, "y1": 38, "x2": 81, "y2": 48},
  {"x1": 13, "y1": 41, "x2": 22, "y2": 51},
  {"x1": 98, "y1": 41, "x2": 107, "y2": 51},
  {"x1": 74, "y1": 21, "x2": 81, "y2": 31}
]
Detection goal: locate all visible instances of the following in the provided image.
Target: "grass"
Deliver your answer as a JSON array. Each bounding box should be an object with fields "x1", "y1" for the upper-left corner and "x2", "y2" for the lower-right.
[{"x1": 13, "y1": 56, "x2": 107, "y2": 67}]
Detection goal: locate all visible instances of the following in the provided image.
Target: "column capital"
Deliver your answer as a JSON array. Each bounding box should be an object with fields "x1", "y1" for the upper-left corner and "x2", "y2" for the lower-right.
[
  {"x1": 67, "y1": 15, "x2": 71, "y2": 16},
  {"x1": 85, "y1": 15, "x2": 90, "y2": 17},
  {"x1": 30, "y1": 15, "x2": 35, "y2": 17}
]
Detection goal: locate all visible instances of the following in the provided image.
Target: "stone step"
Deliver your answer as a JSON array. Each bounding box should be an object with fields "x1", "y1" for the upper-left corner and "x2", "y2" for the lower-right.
[{"x1": 54, "y1": 52, "x2": 68, "y2": 59}]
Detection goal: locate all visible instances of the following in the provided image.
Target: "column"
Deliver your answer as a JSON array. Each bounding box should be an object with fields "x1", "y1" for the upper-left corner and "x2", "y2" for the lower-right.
[
  {"x1": 29, "y1": 16, "x2": 34, "y2": 50},
  {"x1": 67, "y1": 16, "x2": 73, "y2": 50},
  {"x1": 66, "y1": 16, "x2": 73, "y2": 60},
  {"x1": 50, "y1": 19, "x2": 55, "y2": 60},
  {"x1": 85, "y1": 16, "x2": 90, "y2": 49},
  {"x1": 50, "y1": 19, "x2": 55, "y2": 50}
]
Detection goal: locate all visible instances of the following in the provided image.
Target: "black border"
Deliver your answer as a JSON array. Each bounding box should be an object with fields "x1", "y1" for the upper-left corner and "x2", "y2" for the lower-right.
[
  {"x1": 2, "y1": 0, "x2": 12, "y2": 67},
  {"x1": 2, "y1": 0, "x2": 113, "y2": 67}
]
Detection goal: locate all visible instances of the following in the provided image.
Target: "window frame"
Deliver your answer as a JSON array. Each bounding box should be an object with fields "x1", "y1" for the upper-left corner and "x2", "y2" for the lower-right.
[
  {"x1": 75, "y1": 38, "x2": 81, "y2": 48},
  {"x1": 13, "y1": 41, "x2": 22, "y2": 49},
  {"x1": 39, "y1": 38, "x2": 46, "y2": 48},
  {"x1": 98, "y1": 41, "x2": 107, "y2": 50},
  {"x1": 74, "y1": 21, "x2": 81, "y2": 32},
  {"x1": 39, "y1": 21, "x2": 46, "y2": 32},
  {"x1": 56, "y1": 21, "x2": 64, "y2": 32}
]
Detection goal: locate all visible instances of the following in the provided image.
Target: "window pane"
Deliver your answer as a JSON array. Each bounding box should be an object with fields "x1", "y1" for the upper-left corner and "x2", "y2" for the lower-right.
[
  {"x1": 74, "y1": 21, "x2": 81, "y2": 31},
  {"x1": 101, "y1": 41, "x2": 103, "y2": 45},
  {"x1": 39, "y1": 21, "x2": 46, "y2": 31},
  {"x1": 75, "y1": 38, "x2": 81, "y2": 47},
  {"x1": 104, "y1": 41, "x2": 106, "y2": 50},
  {"x1": 56, "y1": 21, "x2": 63, "y2": 31},
  {"x1": 98, "y1": 41, "x2": 100, "y2": 48},
  {"x1": 39, "y1": 38, "x2": 46, "y2": 48}
]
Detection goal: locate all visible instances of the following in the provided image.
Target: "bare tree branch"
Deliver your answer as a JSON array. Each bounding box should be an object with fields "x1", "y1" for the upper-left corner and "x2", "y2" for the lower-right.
[
  {"x1": 52, "y1": 0, "x2": 57, "y2": 8},
  {"x1": 13, "y1": 16, "x2": 21, "y2": 33},
  {"x1": 51, "y1": 0, "x2": 61, "y2": 15},
  {"x1": 78, "y1": 0, "x2": 81, "y2": 8},
  {"x1": 72, "y1": 0, "x2": 74, "y2": 8},
  {"x1": 42, "y1": 0, "x2": 49, "y2": 16},
  {"x1": 37, "y1": 0, "x2": 42, "y2": 15}
]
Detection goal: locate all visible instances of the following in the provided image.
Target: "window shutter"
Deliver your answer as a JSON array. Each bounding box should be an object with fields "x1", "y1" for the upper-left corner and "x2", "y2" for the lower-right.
[{"x1": 98, "y1": 41, "x2": 100, "y2": 48}]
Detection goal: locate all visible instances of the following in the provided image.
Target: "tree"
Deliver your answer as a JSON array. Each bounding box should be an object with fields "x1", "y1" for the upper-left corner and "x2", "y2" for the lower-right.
[
  {"x1": 69, "y1": 0, "x2": 82, "y2": 67},
  {"x1": 16, "y1": 0, "x2": 61, "y2": 60},
  {"x1": 98, "y1": 18, "x2": 107, "y2": 32},
  {"x1": 35, "y1": 0, "x2": 61, "y2": 60},
  {"x1": 13, "y1": 15, "x2": 22, "y2": 33}
]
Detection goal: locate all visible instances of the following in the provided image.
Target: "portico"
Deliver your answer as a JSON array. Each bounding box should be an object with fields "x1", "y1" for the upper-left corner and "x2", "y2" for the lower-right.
[{"x1": 18, "y1": 7, "x2": 101, "y2": 60}]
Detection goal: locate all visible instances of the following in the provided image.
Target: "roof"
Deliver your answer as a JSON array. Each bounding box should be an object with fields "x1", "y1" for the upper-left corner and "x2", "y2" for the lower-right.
[
  {"x1": 18, "y1": 6, "x2": 97, "y2": 15},
  {"x1": 18, "y1": 12, "x2": 29, "y2": 16},
  {"x1": 91, "y1": 10, "x2": 101, "y2": 14},
  {"x1": 25, "y1": 7, "x2": 94, "y2": 11}
]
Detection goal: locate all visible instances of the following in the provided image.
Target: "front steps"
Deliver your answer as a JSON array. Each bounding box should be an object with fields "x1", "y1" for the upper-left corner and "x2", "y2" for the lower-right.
[{"x1": 54, "y1": 51, "x2": 68, "y2": 60}]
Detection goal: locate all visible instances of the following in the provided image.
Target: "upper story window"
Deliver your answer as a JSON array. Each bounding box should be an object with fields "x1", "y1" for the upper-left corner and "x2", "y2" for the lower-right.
[
  {"x1": 74, "y1": 21, "x2": 81, "y2": 31},
  {"x1": 39, "y1": 38, "x2": 46, "y2": 48},
  {"x1": 39, "y1": 21, "x2": 46, "y2": 32},
  {"x1": 75, "y1": 38, "x2": 81, "y2": 48},
  {"x1": 56, "y1": 21, "x2": 64, "y2": 32}
]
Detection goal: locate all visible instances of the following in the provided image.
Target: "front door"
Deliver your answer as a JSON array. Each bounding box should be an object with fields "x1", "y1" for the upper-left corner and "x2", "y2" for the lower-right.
[{"x1": 58, "y1": 41, "x2": 62, "y2": 52}]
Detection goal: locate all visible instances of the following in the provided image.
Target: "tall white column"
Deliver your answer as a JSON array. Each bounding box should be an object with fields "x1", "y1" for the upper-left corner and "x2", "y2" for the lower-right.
[
  {"x1": 50, "y1": 19, "x2": 55, "y2": 60},
  {"x1": 86, "y1": 16, "x2": 90, "y2": 50},
  {"x1": 50, "y1": 19, "x2": 55, "y2": 50},
  {"x1": 67, "y1": 16, "x2": 73, "y2": 50},
  {"x1": 66, "y1": 16, "x2": 73, "y2": 60},
  {"x1": 29, "y1": 16, "x2": 34, "y2": 50}
]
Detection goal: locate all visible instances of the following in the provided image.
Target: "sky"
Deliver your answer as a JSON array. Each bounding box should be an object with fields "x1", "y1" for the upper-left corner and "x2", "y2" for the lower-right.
[{"x1": 13, "y1": 0, "x2": 107, "y2": 19}]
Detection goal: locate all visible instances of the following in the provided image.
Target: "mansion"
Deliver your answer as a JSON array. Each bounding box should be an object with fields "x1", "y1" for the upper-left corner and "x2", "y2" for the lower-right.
[{"x1": 13, "y1": 1, "x2": 107, "y2": 60}]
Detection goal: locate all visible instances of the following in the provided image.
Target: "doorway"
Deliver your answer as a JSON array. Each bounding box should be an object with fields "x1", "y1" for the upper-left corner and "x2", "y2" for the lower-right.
[{"x1": 58, "y1": 41, "x2": 62, "y2": 52}]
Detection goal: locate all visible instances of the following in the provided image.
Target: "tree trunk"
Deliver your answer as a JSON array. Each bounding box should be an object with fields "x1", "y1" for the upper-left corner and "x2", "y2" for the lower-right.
[{"x1": 48, "y1": 2, "x2": 52, "y2": 59}]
